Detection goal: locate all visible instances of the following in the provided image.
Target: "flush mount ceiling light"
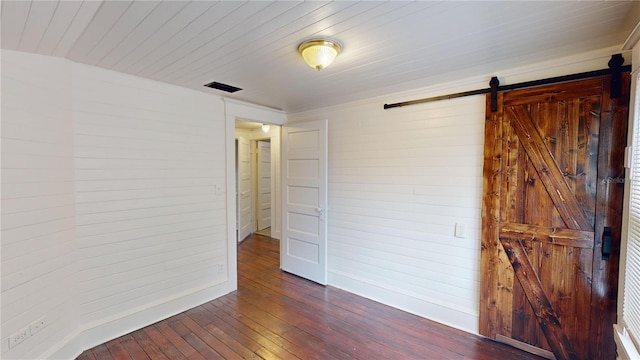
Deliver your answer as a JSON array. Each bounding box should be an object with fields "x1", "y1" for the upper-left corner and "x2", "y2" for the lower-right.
[
  {"x1": 298, "y1": 39, "x2": 341, "y2": 70},
  {"x1": 261, "y1": 124, "x2": 270, "y2": 133}
]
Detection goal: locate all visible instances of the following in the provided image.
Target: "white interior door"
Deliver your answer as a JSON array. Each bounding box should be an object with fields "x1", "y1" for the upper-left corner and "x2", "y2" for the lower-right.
[
  {"x1": 237, "y1": 136, "x2": 252, "y2": 242},
  {"x1": 281, "y1": 119, "x2": 328, "y2": 285},
  {"x1": 257, "y1": 140, "x2": 271, "y2": 231}
]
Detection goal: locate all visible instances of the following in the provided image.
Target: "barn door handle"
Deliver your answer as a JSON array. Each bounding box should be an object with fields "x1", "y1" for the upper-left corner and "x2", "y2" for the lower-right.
[{"x1": 602, "y1": 227, "x2": 612, "y2": 261}]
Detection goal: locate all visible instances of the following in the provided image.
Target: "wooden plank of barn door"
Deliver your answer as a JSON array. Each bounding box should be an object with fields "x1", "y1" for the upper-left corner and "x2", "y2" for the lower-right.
[
  {"x1": 499, "y1": 223, "x2": 593, "y2": 248},
  {"x1": 589, "y1": 73, "x2": 629, "y2": 359},
  {"x1": 555, "y1": 98, "x2": 593, "y2": 356},
  {"x1": 480, "y1": 92, "x2": 514, "y2": 339},
  {"x1": 532, "y1": 100, "x2": 586, "y2": 354},
  {"x1": 501, "y1": 238, "x2": 578, "y2": 360},
  {"x1": 524, "y1": 103, "x2": 559, "y2": 352}
]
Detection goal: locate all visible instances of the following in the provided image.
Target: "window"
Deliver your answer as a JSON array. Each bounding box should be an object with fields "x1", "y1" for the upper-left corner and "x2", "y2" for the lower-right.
[{"x1": 619, "y1": 71, "x2": 640, "y2": 358}]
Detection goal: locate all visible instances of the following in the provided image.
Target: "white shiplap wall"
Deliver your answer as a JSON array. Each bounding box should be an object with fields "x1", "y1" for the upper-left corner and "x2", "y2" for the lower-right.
[
  {"x1": 1, "y1": 51, "x2": 78, "y2": 359},
  {"x1": 289, "y1": 96, "x2": 485, "y2": 332},
  {"x1": 72, "y1": 63, "x2": 228, "y2": 327},
  {"x1": 286, "y1": 47, "x2": 624, "y2": 333},
  {"x1": 1, "y1": 50, "x2": 232, "y2": 359}
]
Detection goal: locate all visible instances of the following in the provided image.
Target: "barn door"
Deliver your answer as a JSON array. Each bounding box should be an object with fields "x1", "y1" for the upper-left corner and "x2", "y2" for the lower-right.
[{"x1": 480, "y1": 75, "x2": 629, "y2": 360}]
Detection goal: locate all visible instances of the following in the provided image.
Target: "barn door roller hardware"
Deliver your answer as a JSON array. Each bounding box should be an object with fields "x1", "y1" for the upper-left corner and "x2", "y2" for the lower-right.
[{"x1": 383, "y1": 54, "x2": 629, "y2": 111}]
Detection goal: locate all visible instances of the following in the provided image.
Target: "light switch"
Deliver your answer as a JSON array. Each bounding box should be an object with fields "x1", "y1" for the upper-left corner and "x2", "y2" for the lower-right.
[{"x1": 455, "y1": 222, "x2": 465, "y2": 238}]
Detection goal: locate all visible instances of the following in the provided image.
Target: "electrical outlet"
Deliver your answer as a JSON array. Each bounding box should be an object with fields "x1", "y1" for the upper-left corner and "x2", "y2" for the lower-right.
[
  {"x1": 8, "y1": 326, "x2": 31, "y2": 349},
  {"x1": 30, "y1": 316, "x2": 46, "y2": 334},
  {"x1": 217, "y1": 263, "x2": 225, "y2": 274}
]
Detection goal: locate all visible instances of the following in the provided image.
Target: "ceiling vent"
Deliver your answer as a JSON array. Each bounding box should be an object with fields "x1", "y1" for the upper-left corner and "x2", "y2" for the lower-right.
[{"x1": 203, "y1": 81, "x2": 242, "y2": 93}]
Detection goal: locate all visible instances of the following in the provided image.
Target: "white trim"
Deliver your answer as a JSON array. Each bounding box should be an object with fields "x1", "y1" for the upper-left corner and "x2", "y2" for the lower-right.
[
  {"x1": 224, "y1": 99, "x2": 287, "y2": 289},
  {"x1": 623, "y1": 21, "x2": 640, "y2": 51},
  {"x1": 223, "y1": 98, "x2": 286, "y2": 125},
  {"x1": 328, "y1": 269, "x2": 478, "y2": 334},
  {"x1": 614, "y1": 324, "x2": 640, "y2": 360},
  {"x1": 42, "y1": 281, "x2": 234, "y2": 360}
]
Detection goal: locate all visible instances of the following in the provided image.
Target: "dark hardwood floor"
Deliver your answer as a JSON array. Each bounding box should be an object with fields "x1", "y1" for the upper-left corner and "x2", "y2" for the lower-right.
[{"x1": 77, "y1": 234, "x2": 544, "y2": 360}]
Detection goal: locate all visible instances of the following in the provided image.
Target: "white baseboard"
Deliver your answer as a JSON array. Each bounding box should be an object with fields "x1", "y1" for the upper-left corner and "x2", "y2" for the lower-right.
[
  {"x1": 41, "y1": 280, "x2": 235, "y2": 360},
  {"x1": 328, "y1": 270, "x2": 478, "y2": 334}
]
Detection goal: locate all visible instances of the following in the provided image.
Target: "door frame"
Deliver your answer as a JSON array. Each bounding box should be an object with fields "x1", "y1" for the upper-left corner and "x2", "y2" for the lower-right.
[{"x1": 224, "y1": 98, "x2": 286, "y2": 289}]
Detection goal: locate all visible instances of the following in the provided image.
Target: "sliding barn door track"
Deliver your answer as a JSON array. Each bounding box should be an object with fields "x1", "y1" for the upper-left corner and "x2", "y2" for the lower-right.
[{"x1": 383, "y1": 54, "x2": 629, "y2": 111}]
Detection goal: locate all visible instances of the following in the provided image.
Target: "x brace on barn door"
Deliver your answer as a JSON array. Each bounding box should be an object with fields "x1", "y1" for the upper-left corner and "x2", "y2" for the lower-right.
[{"x1": 383, "y1": 54, "x2": 629, "y2": 111}]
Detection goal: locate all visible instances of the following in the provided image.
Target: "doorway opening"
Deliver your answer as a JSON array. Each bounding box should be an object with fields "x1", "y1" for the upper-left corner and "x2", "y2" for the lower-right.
[
  {"x1": 234, "y1": 120, "x2": 281, "y2": 243},
  {"x1": 224, "y1": 99, "x2": 328, "y2": 287}
]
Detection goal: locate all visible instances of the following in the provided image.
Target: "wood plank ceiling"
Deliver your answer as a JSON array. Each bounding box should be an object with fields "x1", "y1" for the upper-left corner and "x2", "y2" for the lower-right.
[{"x1": 1, "y1": 1, "x2": 638, "y2": 113}]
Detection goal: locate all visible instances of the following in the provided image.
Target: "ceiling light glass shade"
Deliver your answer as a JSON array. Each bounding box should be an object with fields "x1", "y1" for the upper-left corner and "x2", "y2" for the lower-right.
[
  {"x1": 261, "y1": 124, "x2": 270, "y2": 133},
  {"x1": 298, "y1": 39, "x2": 341, "y2": 70}
]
